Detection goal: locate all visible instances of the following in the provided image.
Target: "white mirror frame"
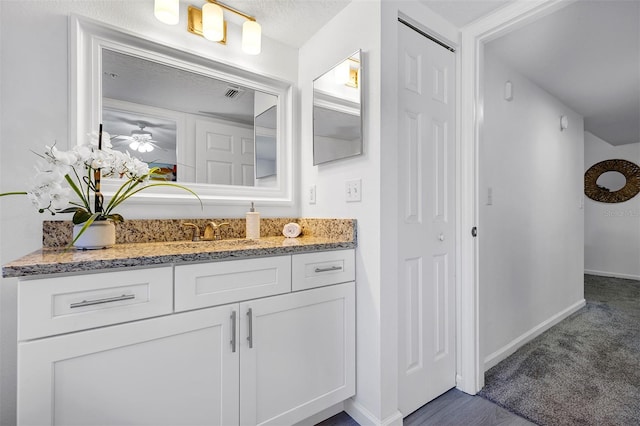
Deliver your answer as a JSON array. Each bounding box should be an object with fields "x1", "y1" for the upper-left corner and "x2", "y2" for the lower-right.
[{"x1": 69, "y1": 15, "x2": 294, "y2": 206}]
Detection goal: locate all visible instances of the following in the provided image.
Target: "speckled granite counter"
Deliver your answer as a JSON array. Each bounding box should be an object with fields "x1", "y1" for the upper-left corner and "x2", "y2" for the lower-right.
[{"x1": 3, "y1": 218, "x2": 356, "y2": 278}]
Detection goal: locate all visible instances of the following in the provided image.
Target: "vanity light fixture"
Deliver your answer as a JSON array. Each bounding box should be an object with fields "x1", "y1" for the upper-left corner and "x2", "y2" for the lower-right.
[
  {"x1": 154, "y1": 0, "x2": 180, "y2": 25},
  {"x1": 184, "y1": 0, "x2": 262, "y2": 55},
  {"x1": 334, "y1": 58, "x2": 359, "y2": 88}
]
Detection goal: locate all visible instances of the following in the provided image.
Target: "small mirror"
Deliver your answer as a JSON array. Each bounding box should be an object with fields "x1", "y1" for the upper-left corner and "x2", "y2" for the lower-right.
[
  {"x1": 313, "y1": 50, "x2": 363, "y2": 165},
  {"x1": 596, "y1": 171, "x2": 626, "y2": 192}
]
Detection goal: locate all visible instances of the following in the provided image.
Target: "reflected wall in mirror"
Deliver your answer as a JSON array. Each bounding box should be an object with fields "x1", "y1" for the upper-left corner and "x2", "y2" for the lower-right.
[
  {"x1": 313, "y1": 50, "x2": 363, "y2": 165},
  {"x1": 101, "y1": 49, "x2": 278, "y2": 186},
  {"x1": 255, "y1": 105, "x2": 277, "y2": 179},
  {"x1": 71, "y1": 15, "x2": 293, "y2": 204}
]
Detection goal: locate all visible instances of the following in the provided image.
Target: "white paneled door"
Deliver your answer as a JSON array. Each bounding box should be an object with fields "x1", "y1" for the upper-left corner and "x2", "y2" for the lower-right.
[
  {"x1": 397, "y1": 20, "x2": 457, "y2": 416},
  {"x1": 195, "y1": 119, "x2": 255, "y2": 186}
]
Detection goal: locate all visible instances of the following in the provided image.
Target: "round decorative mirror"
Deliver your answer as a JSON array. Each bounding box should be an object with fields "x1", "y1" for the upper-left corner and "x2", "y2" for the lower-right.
[{"x1": 584, "y1": 159, "x2": 640, "y2": 203}]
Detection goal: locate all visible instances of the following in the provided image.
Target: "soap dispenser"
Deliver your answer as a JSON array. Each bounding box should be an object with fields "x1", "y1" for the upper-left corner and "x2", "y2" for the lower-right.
[{"x1": 245, "y1": 202, "x2": 260, "y2": 239}]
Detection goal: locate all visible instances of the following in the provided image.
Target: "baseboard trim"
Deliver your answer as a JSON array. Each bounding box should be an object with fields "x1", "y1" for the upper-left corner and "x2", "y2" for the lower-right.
[
  {"x1": 344, "y1": 399, "x2": 403, "y2": 426},
  {"x1": 483, "y1": 299, "x2": 586, "y2": 371},
  {"x1": 585, "y1": 269, "x2": 640, "y2": 281}
]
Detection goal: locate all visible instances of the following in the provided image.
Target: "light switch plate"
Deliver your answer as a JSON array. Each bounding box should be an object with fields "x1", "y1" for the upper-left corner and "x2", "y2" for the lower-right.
[
  {"x1": 309, "y1": 185, "x2": 316, "y2": 204},
  {"x1": 345, "y1": 179, "x2": 362, "y2": 202}
]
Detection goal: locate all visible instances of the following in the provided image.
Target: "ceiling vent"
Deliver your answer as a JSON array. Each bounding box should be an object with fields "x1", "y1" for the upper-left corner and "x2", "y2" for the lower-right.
[{"x1": 224, "y1": 86, "x2": 245, "y2": 99}]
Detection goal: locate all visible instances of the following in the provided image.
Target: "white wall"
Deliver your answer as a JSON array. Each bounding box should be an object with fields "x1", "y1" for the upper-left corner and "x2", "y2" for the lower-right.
[
  {"x1": 0, "y1": 2, "x2": 4, "y2": 422},
  {"x1": 584, "y1": 132, "x2": 640, "y2": 279},
  {"x1": 0, "y1": 2, "x2": 298, "y2": 424},
  {"x1": 300, "y1": 1, "x2": 458, "y2": 423},
  {"x1": 299, "y1": 2, "x2": 385, "y2": 422},
  {"x1": 479, "y1": 49, "x2": 585, "y2": 370}
]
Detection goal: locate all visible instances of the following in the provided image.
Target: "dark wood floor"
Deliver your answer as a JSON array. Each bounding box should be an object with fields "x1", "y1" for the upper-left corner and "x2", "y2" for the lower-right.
[{"x1": 316, "y1": 389, "x2": 534, "y2": 426}]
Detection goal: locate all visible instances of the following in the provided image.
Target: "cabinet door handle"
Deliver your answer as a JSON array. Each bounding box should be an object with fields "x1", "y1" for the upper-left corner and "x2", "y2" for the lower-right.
[
  {"x1": 314, "y1": 265, "x2": 343, "y2": 273},
  {"x1": 69, "y1": 294, "x2": 135, "y2": 309},
  {"x1": 230, "y1": 310, "x2": 237, "y2": 353},
  {"x1": 246, "y1": 308, "x2": 253, "y2": 349}
]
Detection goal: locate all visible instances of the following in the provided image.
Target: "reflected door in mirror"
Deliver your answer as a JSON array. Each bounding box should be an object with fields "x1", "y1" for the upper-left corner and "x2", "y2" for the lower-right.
[{"x1": 195, "y1": 120, "x2": 255, "y2": 186}]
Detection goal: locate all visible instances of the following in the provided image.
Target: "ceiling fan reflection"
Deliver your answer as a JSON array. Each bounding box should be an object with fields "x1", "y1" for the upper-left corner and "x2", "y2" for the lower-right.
[{"x1": 112, "y1": 123, "x2": 167, "y2": 153}]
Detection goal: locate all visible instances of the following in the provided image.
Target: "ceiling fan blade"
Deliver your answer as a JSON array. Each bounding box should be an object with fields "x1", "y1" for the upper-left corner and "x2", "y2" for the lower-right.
[
  {"x1": 149, "y1": 141, "x2": 168, "y2": 151},
  {"x1": 110, "y1": 117, "x2": 174, "y2": 129}
]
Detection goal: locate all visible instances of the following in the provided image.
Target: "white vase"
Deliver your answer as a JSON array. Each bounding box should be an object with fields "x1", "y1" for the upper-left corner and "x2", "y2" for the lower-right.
[{"x1": 72, "y1": 220, "x2": 116, "y2": 249}]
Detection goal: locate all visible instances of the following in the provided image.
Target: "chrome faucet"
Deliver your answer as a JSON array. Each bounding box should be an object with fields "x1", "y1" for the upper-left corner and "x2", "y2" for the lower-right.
[
  {"x1": 204, "y1": 222, "x2": 230, "y2": 241},
  {"x1": 182, "y1": 223, "x2": 201, "y2": 242}
]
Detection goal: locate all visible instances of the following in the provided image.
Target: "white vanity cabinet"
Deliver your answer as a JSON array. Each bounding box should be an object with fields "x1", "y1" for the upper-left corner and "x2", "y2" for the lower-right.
[
  {"x1": 18, "y1": 304, "x2": 240, "y2": 426},
  {"x1": 16, "y1": 249, "x2": 355, "y2": 426},
  {"x1": 239, "y1": 282, "x2": 355, "y2": 426}
]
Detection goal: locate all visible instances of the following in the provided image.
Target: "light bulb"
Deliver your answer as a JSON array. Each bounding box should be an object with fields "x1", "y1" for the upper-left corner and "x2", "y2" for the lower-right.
[
  {"x1": 154, "y1": 0, "x2": 179, "y2": 25},
  {"x1": 334, "y1": 61, "x2": 350, "y2": 85},
  {"x1": 129, "y1": 141, "x2": 140, "y2": 151},
  {"x1": 242, "y1": 20, "x2": 261, "y2": 55},
  {"x1": 202, "y1": 3, "x2": 225, "y2": 42}
]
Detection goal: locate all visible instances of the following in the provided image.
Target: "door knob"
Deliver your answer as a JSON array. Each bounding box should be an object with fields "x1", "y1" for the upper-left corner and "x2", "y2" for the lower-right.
[{"x1": 438, "y1": 233, "x2": 445, "y2": 241}]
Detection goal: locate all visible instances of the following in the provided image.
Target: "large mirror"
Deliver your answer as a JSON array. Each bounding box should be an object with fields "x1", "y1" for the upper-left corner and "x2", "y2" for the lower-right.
[
  {"x1": 313, "y1": 50, "x2": 363, "y2": 165},
  {"x1": 71, "y1": 15, "x2": 293, "y2": 204},
  {"x1": 101, "y1": 49, "x2": 278, "y2": 186}
]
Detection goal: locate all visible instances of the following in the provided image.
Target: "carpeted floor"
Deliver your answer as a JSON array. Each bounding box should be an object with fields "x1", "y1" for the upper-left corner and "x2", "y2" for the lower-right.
[{"x1": 478, "y1": 274, "x2": 640, "y2": 425}]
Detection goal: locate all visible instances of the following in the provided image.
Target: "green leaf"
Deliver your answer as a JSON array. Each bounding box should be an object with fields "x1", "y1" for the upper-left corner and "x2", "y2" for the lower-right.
[
  {"x1": 106, "y1": 213, "x2": 124, "y2": 223},
  {"x1": 106, "y1": 181, "x2": 203, "y2": 214},
  {"x1": 72, "y1": 209, "x2": 92, "y2": 225},
  {"x1": 0, "y1": 192, "x2": 27, "y2": 197},
  {"x1": 65, "y1": 174, "x2": 91, "y2": 212},
  {"x1": 58, "y1": 207, "x2": 84, "y2": 214}
]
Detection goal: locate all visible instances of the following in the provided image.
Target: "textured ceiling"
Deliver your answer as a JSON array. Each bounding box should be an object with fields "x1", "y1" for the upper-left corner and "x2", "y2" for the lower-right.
[
  {"x1": 102, "y1": 49, "x2": 258, "y2": 124},
  {"x1": 487, "y1": 0, "x2": 640, "y2": 145},
  {"x1": 219, "y1": 0, "x2": 511, "y2": 45}
]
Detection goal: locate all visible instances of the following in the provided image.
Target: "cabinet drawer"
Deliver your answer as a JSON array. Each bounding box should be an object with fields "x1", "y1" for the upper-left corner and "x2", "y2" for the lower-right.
[
  {"x1": 18, "y1": 267, "x2": 173, "y2": 340},
  {"x1": 174, "y1": 256, "x2": 291, "y2": 312},
  {"x1": 292, "y1": 249, "x2": 355, "y2": 291}
]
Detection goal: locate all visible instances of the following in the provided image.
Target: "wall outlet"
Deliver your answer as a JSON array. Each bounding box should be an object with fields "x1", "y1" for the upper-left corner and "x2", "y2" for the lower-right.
[
  {"x1": 345, "y1": 179, "x2": 362, "y2": 202},
  {"x1": 309, "y1": 185, "x2": 316, "y2": 204}
]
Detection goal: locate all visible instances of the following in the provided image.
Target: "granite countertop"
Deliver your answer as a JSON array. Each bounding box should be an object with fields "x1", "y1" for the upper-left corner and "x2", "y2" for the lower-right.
[{"x1": 3, "y1": 218, "x2": 357, "y2": 278}]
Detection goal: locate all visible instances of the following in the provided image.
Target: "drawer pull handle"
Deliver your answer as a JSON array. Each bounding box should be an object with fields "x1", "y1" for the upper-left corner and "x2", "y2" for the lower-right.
[
  {"x1": 247, "y1": 308, "x2": 253, "y2": 349},
  {"x1": 314, "y1": 266, "x2": 343, "y2": 273},
  {"x1": 230, "y1": 311, "x2": 237, "y2": 353},
  {"x1": 70, "y1": 294, "x2": 135, "y2": 309}
]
